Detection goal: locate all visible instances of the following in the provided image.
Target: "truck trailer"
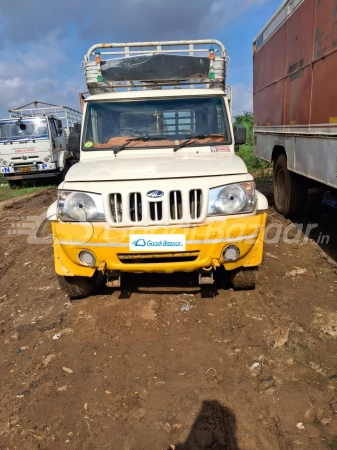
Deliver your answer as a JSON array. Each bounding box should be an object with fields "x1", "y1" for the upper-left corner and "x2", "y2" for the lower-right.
[
  {"x1": 253, "y1": 0, "x2": 337, "y2": 217},
  {"x1": 0, "y1": 102, "x2": 82, "y2": 188},
  {"x1": 47, "y1": 40, "x2": 268, "y2": 299}
]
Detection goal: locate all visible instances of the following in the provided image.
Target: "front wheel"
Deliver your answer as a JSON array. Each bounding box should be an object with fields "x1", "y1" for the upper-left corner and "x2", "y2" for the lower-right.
[
  {"x1": 57, "y1": 274, "x2": 96, "y2": 300},
  {"x1": 273, "y1": 154, "x2": 304, "y2": 218},
  {"x1": 8, "y1": 180, "x2": 22, "y2": 189},
  {"x1": 230, "y1": 268, "x2": 258, "y2": 290}
]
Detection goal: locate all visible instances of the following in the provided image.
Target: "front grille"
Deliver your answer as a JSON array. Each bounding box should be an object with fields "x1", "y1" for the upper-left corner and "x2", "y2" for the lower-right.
[
  {"x1": 190, "y1": 189, "x2": 202, "y2": 220},
  {"x1": 149, "y1": 202, "x2": 163, "y2": 221},
  {"x1": 118, "y1": 251, "x2": 199, "y2": 264},
  {"x1": 11, "y1": 156, "x2": 38, "y2": 161},
  {"x1": 108, "y1": 188, "x2": 205, "y2": 226},
  {"x1": 170, "y1": 191, "x2": 183, "y2": 220},
  {"x1": 110, "y1": 194, "x2": 123, "y2": 224},
  {"x1": 130, "y1": 193, "x2": 142, "y2": 223}
]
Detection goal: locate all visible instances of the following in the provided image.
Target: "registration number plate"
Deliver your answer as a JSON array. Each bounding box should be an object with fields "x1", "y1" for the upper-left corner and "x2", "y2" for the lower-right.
[{"x1": 21, "y1": 167, "x2": 31, "y2": 173}]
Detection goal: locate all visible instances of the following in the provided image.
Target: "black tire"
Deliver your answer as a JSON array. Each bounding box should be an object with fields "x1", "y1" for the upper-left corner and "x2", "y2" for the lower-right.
[
  {"x1": 303, "y1": 190, "x2": 323, "y2": 217},
  {"x1": 273, "y1": 154, "x2": 305, "y2": 218},
  {"x1": 8, "y1": 180, "x2": 22, "y2": 189},
  {"x1": 230, "y1": 268, "x2": 258, "y2": 290},
  {"x1": 57, "y1": 274, "x2": 96, "y2": 300}
]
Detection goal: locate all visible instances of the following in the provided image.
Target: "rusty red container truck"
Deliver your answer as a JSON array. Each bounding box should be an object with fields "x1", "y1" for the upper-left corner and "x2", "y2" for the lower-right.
[{"x1": 253, "y1": 0, "x2": 337, "y2": 217}]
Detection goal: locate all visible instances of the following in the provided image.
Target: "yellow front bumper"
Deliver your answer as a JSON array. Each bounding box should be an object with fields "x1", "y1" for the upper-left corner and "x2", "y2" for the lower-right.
[{"x1": 52, "y1": 214, "x2": 267, "y2": 277}]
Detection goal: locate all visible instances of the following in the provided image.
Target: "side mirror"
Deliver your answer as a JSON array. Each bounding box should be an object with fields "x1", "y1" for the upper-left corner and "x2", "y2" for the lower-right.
[
  {"x1": 57, "y1": 119, "x2": 62, "y2": 129},
  {"x1": 233, "y1": 124, "x2": 247, "y2": 146},
  {"x1": 68, "y1": 126, "x2": 81, "y2": 154},
  {"x1": 58, "y1": 128, "x2": 63, "y2": 135}
]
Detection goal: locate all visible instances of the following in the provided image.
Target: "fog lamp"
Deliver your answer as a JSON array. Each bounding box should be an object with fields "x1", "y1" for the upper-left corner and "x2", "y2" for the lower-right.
[
  {"x1": 223, "y1": 245, "x2": 240, "y2": 262},
  {"x1": 78, "y1": 250, "x2": 96, "y2": 267}
]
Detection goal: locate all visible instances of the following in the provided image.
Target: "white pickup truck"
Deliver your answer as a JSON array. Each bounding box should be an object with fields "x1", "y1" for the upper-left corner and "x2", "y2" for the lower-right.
[
  {"x1": 0, "y1": 102, "x2": 82, "y2": 188},
  {"x1": 48, "y1": 40, "x2": 268, "y2": 299}
]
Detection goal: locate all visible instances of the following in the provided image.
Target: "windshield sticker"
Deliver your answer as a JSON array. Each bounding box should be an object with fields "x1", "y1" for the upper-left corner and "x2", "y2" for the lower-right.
[
  {"x1": 85, "y1": 141, "x2": 93, "y2": 148},
  {"x1": 211, "y1": 145, "x2": 230, "y2": 153}
]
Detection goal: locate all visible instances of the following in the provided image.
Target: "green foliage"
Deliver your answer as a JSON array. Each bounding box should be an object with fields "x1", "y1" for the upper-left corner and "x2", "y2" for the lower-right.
[{"x1": 234, "y1": 112, "x2": 271, "y2": 172}]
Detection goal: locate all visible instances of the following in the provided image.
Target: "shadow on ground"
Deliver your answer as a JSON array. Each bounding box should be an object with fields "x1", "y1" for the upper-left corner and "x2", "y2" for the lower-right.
[
  {"x1": 93, "y1": 269, "x2": 231, "y2": 300},
  {"x1": 256, "y1": 176, "x2": 337, "y2": 263},
  {"x1": 170, "y1": 400, "x2": 240, "y2": 450}
]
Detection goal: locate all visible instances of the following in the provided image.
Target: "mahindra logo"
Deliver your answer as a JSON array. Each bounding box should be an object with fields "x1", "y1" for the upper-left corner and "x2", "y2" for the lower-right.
[{"x1": 146, "y1": 190, "x2": 164, "y2": 199}]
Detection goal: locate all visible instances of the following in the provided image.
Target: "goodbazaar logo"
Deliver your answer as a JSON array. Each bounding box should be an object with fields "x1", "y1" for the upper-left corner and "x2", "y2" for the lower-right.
[
  {"x1": 130, "y1": 235, "x2": 186, "y2": 251},
  {"x1": 133, "y1": 239, "x2": 146, "y2": 247}
]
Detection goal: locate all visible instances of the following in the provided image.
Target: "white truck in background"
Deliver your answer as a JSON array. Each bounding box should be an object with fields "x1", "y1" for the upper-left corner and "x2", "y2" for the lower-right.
[{"x1": 0, "y1": 101, "x2": 82, "y2": 188}]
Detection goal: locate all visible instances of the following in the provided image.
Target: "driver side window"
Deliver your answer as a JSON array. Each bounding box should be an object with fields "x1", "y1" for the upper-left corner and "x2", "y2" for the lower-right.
[{"x1": 49, "y1": 119, "x2": 58, "y2": 138}]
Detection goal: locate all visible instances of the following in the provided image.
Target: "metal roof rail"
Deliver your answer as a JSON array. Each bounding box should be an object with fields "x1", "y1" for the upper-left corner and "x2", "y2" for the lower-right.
[
  {"x1": 83, "y1": 40, "x2": 228, "y2": 95},
  {"x1": 8, "y1": 101, "x2": 82, "y2": 128}
]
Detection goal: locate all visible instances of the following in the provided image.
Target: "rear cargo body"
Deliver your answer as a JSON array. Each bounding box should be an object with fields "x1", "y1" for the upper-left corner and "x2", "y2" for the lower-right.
[{"x1": 253, "y1": 0, "x2": 337, "y2": 191}]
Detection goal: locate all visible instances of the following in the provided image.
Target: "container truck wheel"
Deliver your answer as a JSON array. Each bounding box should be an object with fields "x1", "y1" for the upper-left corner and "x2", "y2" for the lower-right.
[
  {"x1": 273, "y1": 154, "x2": 304, "y2": 218},
  {"x1": 230, "y1": 268, "x2": 257, "y2": 290},
  {"x1": 8, "y1": 180, "x2": 22, "y2": 189},
  {"x1": 57, "y1": 274, "x2": 96, "y2": 300}
]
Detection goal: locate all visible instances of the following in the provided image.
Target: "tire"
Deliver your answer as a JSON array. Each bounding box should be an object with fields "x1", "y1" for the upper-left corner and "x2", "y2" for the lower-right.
[
  {"x1": 303, "y1": 191, "x2": 323, "y2": 218},
  {"x1": 54, "y1": 159, "x2": 72, "y2": 185},
  {"x1": 273, "y1": 154, "x2": 304, "y2": 218},
  {"x1": 57, "y1": 274, "x2": 96, "y2": 300},
  {"x1": 8, "y1": 180, "x2": 22, "y2": 189},
  {"x1": 230, "y1": 268, "x2": 258, "y2": 290}
]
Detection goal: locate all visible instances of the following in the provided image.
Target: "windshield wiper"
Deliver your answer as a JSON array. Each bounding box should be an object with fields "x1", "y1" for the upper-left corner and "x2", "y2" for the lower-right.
[
  {"x1": 173, "y1": 134, "x2": 225, "y2": 152},
  {"x1": 113, "y1": 135, "x2": 168, "y2": 155}
]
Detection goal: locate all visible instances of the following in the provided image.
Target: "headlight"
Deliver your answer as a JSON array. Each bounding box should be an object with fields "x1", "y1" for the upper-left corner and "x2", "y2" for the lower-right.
[
  {"x1": 58, "y1": 190, "x2": 106, "y2": 222},
  {"x1": 208, "y1": 182, "x2": 256, "y2": 216}
]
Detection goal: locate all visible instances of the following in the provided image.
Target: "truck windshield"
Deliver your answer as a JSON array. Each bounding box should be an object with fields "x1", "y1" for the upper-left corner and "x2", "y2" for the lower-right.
[
  {"x1": 0, "y1": 118, "x2": 49, "y2": 142},
  {"x1": 83, "y1": 97, "x2": 231, "y2": 150}
]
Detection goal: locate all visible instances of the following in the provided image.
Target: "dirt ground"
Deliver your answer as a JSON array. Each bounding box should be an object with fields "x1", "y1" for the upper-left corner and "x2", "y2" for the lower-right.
[{"x1": 0, "y1": 180, "x2": 337, "y2": 450}]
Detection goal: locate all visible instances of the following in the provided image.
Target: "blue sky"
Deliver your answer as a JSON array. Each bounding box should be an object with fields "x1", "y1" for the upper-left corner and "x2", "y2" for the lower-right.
[{"x1": 0, "y1": 0, "x2": 282, "y2": 118}]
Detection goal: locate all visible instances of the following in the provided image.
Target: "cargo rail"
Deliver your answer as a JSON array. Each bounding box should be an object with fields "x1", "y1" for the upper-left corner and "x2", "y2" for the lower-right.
[
  {"x1": 9, "y1": 101, "x2": 82, "y2": 129},
  {"x1": 83, "y1": 40, "x2": 229, "y2": 95}
]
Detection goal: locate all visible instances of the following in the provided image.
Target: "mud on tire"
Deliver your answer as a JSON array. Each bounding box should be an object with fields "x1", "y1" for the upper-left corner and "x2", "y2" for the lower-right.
[
  {"x1": 230, "y1": 268, "x2": 258, "y2": 290},
  {"x1": 57, "y1": 274, "x2": 97, "y2": 300}
]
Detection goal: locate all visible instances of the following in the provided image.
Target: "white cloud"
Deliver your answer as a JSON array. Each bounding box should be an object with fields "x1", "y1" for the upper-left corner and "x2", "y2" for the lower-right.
[
  {"x1": 0, "y1": 31, "x2": 84, "y2": 116},
  {"x1": 0, "y1": 0, "x2": 268, "y2": 115},
  {"x1": 231, "y1": 84, "x2": 253, "y2": 117}
]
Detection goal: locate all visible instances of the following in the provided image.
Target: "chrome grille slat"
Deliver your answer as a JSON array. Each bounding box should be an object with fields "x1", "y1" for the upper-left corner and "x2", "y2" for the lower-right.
[
  {"x1": 134, "y1": 193, "x2": 139, "y2": 221},
  {"x1": 155, "y1": 202, "x2": 158, "y2": 221}
]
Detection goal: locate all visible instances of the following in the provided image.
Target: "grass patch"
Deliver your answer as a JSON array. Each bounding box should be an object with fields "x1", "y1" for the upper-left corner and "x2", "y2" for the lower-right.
[
  {"x1": 0, "y1": 174, "x2": 55, "y2": 202},
  {"x1": 234, "y1": 112, "x2": 272, "y2": 173}
]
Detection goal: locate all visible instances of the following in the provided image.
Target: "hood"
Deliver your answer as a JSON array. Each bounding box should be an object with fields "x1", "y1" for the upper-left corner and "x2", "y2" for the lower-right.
[{"x1": 65, "y1": 154, "x2": 248, "y2": 182}]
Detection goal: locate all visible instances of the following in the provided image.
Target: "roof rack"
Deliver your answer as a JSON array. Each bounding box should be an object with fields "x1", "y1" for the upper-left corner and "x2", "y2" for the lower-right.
[
  {"x1": 84, "y1": 40, "x2": 228, "y2": 95},
  {"x1": 8, "y1": 101, "x2": 82, "y2": 128}
]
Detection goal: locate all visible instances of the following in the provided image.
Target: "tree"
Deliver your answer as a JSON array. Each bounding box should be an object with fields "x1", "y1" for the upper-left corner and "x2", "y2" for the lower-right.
[{"x1": 234, "y1": 112, "x2": 269, "y2": 171}]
